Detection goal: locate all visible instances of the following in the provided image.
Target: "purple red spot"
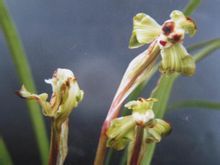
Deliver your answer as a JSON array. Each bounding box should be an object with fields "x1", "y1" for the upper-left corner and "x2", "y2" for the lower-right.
[
  {"x1": 162, "y1": 21, "x2": 175, "y2": 35},
  {"x1": 159, "y1": 40, "x2": 167, "y2": 46},
  {"x1": 172, "y1": 34, "x2": 181, "y2": 42}
]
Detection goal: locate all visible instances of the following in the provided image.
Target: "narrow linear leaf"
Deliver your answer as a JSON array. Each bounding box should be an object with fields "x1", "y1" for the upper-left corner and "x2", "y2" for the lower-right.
[
  {"x1": 150, "y1": 74, "x2": 178, "y2": 118},
  {"x1": 193, "y1": 39, "x2": 220, "y2": 62},
  {"x1": 188, "y1": 38, "x2": 220, "y2": 52},
  {"x1": 141, "y1": 74, "x2": 177, "y2": 165},
  {"x1": 183, "y1": 0, "x2": 201, "y2": 16},
  {"x1": 170, "y1": 100, "x2": 220, "y2": 111},
  {"x1": 120, "y1": 148, "x2": 128, "y2": 165},
  {"x1": 105, "y1": 149, "x2": 113, "y2": 165},
  {"x1": 0, "y1": 137, "x2": 13, "y2": 165},
  {"x1": 0, "y1": 0, "x2": 49, "y2": 164}
]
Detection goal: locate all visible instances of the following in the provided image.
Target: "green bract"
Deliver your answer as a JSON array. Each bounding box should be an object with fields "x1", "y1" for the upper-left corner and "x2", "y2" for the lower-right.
[
  {"x1": 106, "y1": 98, "x2": 171, "y2": 151},
  {"x1": 17, "y1": 68, "x2": 84, "y2": 124},
  {"x1": 129, "y1": 10, "x2": 197, "y2": 76}
]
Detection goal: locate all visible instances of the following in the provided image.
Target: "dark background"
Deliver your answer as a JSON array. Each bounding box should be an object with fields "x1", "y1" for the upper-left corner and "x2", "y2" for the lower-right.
[{"x1": 0, "y1": 0, "x2": 220, "y2": 164}]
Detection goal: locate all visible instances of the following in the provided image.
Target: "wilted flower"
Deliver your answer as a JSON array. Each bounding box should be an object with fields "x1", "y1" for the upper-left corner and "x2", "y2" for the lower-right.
[
  {"x1": 129, "y1": 10, "x2": 197, "y2": 76},
  {"x1": 17, "y1": 68, "x2": 84, "y2": 123},
  {"x1": 106, "y1": 98, "x2": 171, "y2": 150}
]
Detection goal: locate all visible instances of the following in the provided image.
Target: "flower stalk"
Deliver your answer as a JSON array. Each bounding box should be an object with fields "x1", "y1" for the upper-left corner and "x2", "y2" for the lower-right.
[
  {"x1": 129, "y1": 126, "x2": 144, "y2": 165},
  {"x1": 49, "y1": 119, "x2": 69, "y2": 165}
]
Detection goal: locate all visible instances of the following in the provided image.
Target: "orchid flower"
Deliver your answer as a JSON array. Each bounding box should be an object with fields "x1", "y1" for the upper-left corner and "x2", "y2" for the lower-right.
[
  {"x1": 106, "y1": 98, "x2": 171, "y2": 151},
  {"x1": 17, "y1": 68, "x2": 84, "y2": 165},
  {"x1": 129, "y1": 10, "x2": 197, "y2": 76}
]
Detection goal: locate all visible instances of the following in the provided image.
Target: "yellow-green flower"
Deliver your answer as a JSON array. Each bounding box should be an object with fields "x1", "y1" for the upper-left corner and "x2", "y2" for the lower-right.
[
  {"x1": 17, "y1": 68, "x2": 84, "y2": 124},
  {"x1": 106, "y1": 98, "x2": 171, "y2": 150},
  {"x1": 129, "y1": 10, "x2": 197, "y2": 76}
]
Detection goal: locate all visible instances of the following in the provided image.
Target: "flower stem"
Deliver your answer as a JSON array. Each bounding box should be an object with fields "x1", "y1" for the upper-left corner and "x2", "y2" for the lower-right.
[
  {"x1": 0, "y1": 0, "x2": 49, "y2": 164},
  {"x1": 49, "y1": 121, "x2": 61, "y2": 165},
  {"x1": 94, "y1": 122, "x2": 109, "y2": 165},
  {"x1": 49, "y1": 119, "x2": 69, "y2": 165},
  {"x1": 129, "y1": 126, "x2": 144, "y2": 165},
  {"x1": 104, "y1": 149, "x2": 113, "y2": 165},
  {"x1": 94, "y1": 41, "x2": 160, "y2": 165}
]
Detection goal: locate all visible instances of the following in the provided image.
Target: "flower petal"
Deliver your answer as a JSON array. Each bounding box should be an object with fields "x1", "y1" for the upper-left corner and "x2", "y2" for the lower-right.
[
  {"x1": 17, "y1": 85, "x2": 53, "y2": 116},
  {"x1": 45, "y1": 68, "x2": 76, "y2": 112},
  {"x1": 129, "y1": 13, "x2": 161, "y2": 48},
  {"x1": 145, "y1": 119, "x2": 171, "y2": 143},
  {"x1": 160, "y1": 43, "x2": 196, "y2": 76},
  {"x1": 170, "y1": 10, "x2": 197, "y2": 37},
  {"x1": 56, "y1": 77, "x2": 84, "y2": 123},
  {"x1": 125, "y1": 98, "x2": 158, "y2": 113},
  {"x1": 106, "y1": 116, "x2": 136, "y2": 150}
]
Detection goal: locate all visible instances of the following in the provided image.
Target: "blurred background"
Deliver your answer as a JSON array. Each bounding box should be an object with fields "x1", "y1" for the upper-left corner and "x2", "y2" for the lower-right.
[{"x1": 0, "y1": 0, "x2": 220, "y2": 164}]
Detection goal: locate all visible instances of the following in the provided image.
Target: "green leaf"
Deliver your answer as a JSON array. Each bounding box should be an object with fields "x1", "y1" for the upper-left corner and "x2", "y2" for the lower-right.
[
  {"x1": 150, "y1": 75, "x2": 178, "y2": 118},
  {"x1": 170, "y1": 100, "x2": 220, "y2": 111},
  {"x1": 183, "y1": 0, "x2": 201, "y2": 16},
  {"x1": 188, "y1": 38, "x2": 220, "y2": 52},
  {"x1": 193, "y1": 39, "x2": 220, "y2": 62},
  {"x1": 140, "y1": 74, "x2": 177, "y2": 165},
  {"x1": 0, "y1": 137, "x2": 13, "y2": 165},
  {"x1": 0, "y1": 0, "x2": 49, "y2": 164}
]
